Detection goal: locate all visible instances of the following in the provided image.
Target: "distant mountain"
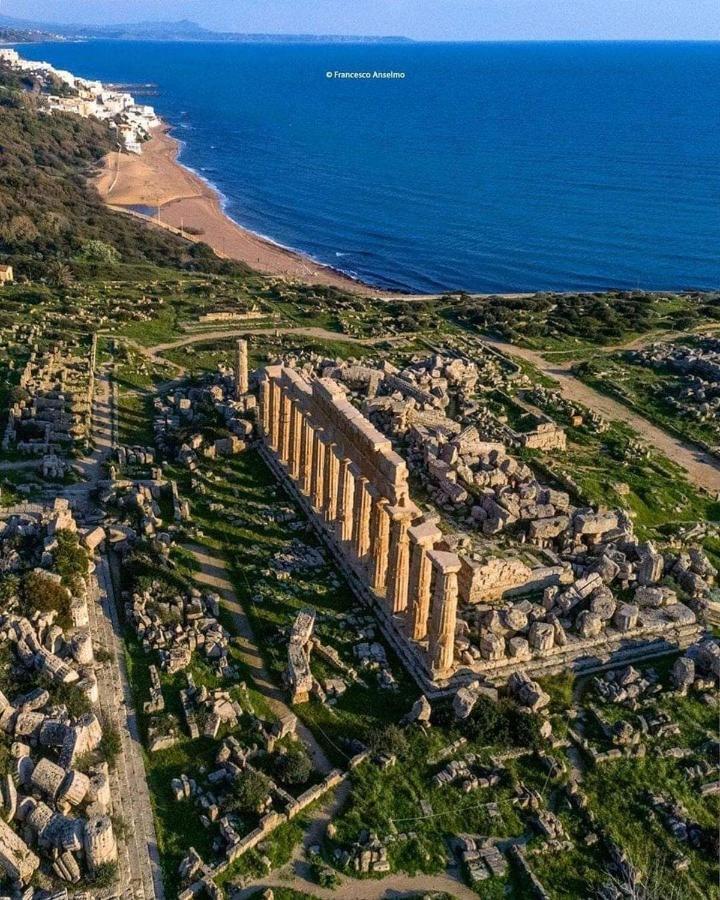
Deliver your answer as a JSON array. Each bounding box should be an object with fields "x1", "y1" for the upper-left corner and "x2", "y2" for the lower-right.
[{"x1": 0, "y1": 14, "x2": 412, "y2": 43}]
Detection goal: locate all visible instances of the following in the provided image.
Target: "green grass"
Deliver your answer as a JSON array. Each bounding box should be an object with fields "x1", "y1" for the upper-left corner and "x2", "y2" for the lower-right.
[
  {"x1": 175, "y1": 450, "x2": 417, "y2": 764},
  {"x1": 577, "y1": 352, "x2": 720, "y2": 452}
]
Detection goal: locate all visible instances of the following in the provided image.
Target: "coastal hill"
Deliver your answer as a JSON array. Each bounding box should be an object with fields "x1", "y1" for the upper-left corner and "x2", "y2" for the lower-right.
[{"x1": 0, "y1": 14, "x2": 413, "y2": 43}]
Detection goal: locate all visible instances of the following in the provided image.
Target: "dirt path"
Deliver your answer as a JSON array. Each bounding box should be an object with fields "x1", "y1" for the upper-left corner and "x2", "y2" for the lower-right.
[
  {"x1": 232, "y1": 867, "x2": 479, "y2": 900},
  {"x1": 183, "y1": 541, "x2": 333, "y2": 776},
  {"x1": 78, "y1": 364, "x2": 165, "y2": 898},
  {"x1": 482, "y1": 338, "x2": 720, "y2": 494}
]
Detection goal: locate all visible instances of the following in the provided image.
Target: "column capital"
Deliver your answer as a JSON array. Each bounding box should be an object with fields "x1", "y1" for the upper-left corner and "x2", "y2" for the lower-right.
[
  {"x1": 409, "y1": 520, "x2": 442, "y2": 548},
  {"x1": 427, "y1": 549, "x2": 462, "y2": 575}
]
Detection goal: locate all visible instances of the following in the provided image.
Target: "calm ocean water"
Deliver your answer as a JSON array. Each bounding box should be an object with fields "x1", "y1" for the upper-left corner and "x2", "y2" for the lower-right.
[{"x1": 27, "y1": 41, "x2": 720, "y2": 292}]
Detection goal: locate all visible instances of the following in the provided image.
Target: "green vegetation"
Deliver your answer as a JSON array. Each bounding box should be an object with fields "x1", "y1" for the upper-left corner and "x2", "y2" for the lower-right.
[
  {"x1": 173, "y1": 450, "x2": 417, "y2": 764},
  {"x1": 448, "y1": 291, "x2": 720, "y2": 351},
  {"x1": 577, "y1": 349, "x2": 720, "y2": 451}
]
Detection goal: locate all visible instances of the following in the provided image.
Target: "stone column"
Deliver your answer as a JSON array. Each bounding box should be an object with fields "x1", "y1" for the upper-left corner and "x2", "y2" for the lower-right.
[
  {"x1": 259, "y1": 379, "x2": 270, "y2": 437},
  {"x1": 299, "y1": 414, "x2": 314, "y2": 495},
  {"x1": 279, "y1": 391, "x2": 292, "y2": 465},
  {"x1": 386, "y1": 506, "x2": 414, "y2": 615},
  {"x1": 323, "y1": 443, "x2": 340, "y2": 524},
  {"x1": 288, "y1": 401, "x2": 303, "y2": 480},
  {"x1": 427, "y1": 550, "x2": 461, "y2": 677},
  {"x1": 269, "y1": 378, "x2": 282, "y2": 452},
  {"x1": 352, "y1": 475, "x2": 372, "y2": 565},
  {"x1": 310, "y1": 430, "x2": 326, "y2": 511},
  {"x1": 370, "y1": 496, "x2": 390, "y2": 596},
  {"x1": 235, "y1": 339, "x2": 249, "y2": 398},
  {"x1": 336, "y1": 458, "x2": 355, "y2": 543},
  {"x1": 406, "y1": 521, "x2": 441, "y2": 641}
]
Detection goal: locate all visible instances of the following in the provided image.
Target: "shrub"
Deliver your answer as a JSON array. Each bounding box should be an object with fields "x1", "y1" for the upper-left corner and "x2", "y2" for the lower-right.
[
  {"x1": 228, "y1": 770, "x2": 271, "y2": 814},
  {"x1": 22, "y1": 571, "x2": 71, "y2": 628},
  {"x1": 273, "y1": 747, "x2": 312, "y2": 786},
  {"x1": 98, "y1": 715, "x2": 122, "y2": 767},
  {"x1": 366, "y1": 724, "x2": 409, "y2": 758}
]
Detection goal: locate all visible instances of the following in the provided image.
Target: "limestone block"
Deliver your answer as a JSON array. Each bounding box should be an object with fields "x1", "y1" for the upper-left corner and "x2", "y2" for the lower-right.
[
  {"x1": 589, "y1": 587, "x2": 616, "y2": 621},
  {"x1": 508, "y1": 637, "x2": 531, "y2": 660},
  {"x1": 576, "y1": 610, "x2": 602, "y2": 639},
  {"x1": 613, "y1": 603, "x2": 639, "y2": 632},
  {"x1": 479, "y1": 633, "x2": 506, "y2": 661},
  {"x1": 503, "y1": 607, "x2": 528, "y2": 632},
  {"x1": 528, "y1": 621, "x2": 554, "y2": 652},
  {"x1": 671, "y1": 657, "x2": 695, "y2": 692}
]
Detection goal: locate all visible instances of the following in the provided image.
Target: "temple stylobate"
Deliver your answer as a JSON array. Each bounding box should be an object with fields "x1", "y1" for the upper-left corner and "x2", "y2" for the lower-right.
[{"x1": 259, "y1": 364, "x2": 460, "y2": 685}]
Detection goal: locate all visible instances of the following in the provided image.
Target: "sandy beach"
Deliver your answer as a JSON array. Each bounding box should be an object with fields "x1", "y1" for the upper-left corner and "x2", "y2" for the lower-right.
[{"x1": 94, "y1": 127, "x2": 380, "y2": 294}]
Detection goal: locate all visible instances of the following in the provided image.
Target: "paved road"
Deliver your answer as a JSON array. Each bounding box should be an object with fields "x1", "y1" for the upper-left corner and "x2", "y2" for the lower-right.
[
  {"x1": 483, "y1": 338, "x2": 720, "y2": 495},
  {"x1": 184, "y1": 541, "x2": 333, "y2": 776}
]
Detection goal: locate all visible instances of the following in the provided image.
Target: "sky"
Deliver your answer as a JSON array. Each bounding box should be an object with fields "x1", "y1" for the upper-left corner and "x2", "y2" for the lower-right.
[{"x1": 2, "y1": 0, "x2": 720, "y2": 41}]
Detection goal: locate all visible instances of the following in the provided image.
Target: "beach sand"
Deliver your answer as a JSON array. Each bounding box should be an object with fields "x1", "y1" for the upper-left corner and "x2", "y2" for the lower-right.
[{"x1": 94, "y1": 127, "x2": 380, "y2": 295}]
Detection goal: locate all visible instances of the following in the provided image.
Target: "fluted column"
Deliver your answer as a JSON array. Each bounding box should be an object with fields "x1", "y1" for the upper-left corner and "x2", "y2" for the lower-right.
[
  {"x1": 288, "y1": 400, "x2": 302, "y2": 479},
  {"x1": 279, "y1": 391, "x2": 292, "y2": 464},
  {"x1": 352, "y1": 475, "x2": 372, "y2": 565},
  {"x1": 260, "y1": 379, "x2": 270, "y2": 436},
  {"x1": 370, "y1": 497, "x2": 390, "y2": 596},
  {"x1": 336, "y1": 458, "x2": 355, "y2": 543},
  {"x1": 269, "y1": 379, "x2": 282, "y2": 452},
  {"x1": 386, "y1": 506, "x2": 414, "y2": 615},
  {"x1": 323, "y1": 443, "x2": 340, "y2": 524},
  {"x1": 406, "y1": 521, "x2": 441, "y2": 641},
  {"x1": 310, "y1": 430, "x2": 326, "y2": 511},
  {"x1": 299, "y1": 414, "x2": 314, "y2": 495},
  {"x1": 235, "y1": 338, "x2": 249, "y2": 398},
  {"x1": 427, "y1": 550, "x2": 461, "y2": 677}
]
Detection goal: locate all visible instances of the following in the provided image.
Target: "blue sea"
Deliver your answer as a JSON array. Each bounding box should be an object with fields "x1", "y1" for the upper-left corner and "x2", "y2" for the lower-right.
[{"x1": 26, "y1": 41, "x2": 720, "y2": 292}]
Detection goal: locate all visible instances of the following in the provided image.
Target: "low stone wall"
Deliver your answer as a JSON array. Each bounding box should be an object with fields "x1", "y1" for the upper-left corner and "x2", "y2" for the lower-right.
[{"x1": 205, "y1": 751, "x2": 369, "y2": 886}]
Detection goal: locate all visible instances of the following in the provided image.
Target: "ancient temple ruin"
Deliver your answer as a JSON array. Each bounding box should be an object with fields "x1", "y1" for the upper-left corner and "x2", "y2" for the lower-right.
[{"x1": 259, "y1": 364, "x2": 705, "y2": 695}]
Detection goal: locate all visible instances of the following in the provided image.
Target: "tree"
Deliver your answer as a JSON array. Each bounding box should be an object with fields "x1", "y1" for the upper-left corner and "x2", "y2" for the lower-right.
[
  {"x1": 273, "y1": 747, "x2": 312, "y2": 785},
  {"x1": 228, "y1": 770, "x2": 271, "y2": 814},
  {"x1": 80, "y1": 240, "x2": 121, "y2": 265}
]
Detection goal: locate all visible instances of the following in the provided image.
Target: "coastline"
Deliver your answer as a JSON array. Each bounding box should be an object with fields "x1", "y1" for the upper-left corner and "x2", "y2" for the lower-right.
[{"x1": 93, "y1": 126, "x2": 385, "y2": 295}]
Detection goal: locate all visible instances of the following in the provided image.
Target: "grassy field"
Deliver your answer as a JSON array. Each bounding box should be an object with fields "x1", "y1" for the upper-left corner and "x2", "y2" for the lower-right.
[
  {"x1": 576, "y1": 353, "x2": 720, "y2": 452},
  {"x1": 171, "y1": 450, "x2": 418, "y2": 764}
]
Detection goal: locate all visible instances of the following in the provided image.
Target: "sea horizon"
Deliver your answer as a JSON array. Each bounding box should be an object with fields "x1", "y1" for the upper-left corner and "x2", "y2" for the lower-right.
[{"x1": 23, "y1": 39, "x2": 720, "y2": 293}]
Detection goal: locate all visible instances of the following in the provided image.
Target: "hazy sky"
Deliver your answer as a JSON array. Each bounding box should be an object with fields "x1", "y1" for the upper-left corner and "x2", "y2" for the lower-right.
[{"x1": 3, "y1": 0, "x2": 720, "y2": 41}]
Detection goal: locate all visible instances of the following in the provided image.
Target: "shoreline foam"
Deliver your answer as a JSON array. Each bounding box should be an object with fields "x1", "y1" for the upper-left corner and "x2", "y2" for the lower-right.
[{"x1": 93, "y1": 125, "x2": 386, "y2": 295}]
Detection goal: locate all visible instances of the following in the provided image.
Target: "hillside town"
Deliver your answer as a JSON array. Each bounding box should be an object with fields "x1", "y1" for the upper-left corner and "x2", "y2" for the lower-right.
[{"x1": 0, "y1": 48, "x2": 159, "y2": 153}]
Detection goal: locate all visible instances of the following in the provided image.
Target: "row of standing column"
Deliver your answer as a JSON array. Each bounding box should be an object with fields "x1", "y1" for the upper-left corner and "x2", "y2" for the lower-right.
[{"x1": 261, "y1": 376, "x2": 459, "y2": 677}]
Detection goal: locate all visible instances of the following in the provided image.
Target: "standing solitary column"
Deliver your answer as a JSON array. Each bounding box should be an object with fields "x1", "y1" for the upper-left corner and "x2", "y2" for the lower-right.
[
  {"x1": 370, "y1": 497, "x2": 391, "y2": 596},
  {"x1": 336, "y1": 459, "x2": 355, "y2": 543},
  {"x1": 386, "y1": 506, "x2": 414, "y2": 615},
  {"x1": 235, "y1": 339, "x2": 249, "y2": 398},
  {"x1": 310, "y1": 431, "x2": 326, "y2": 511},
  {"x1": 352, "y1": 476, "x2": 372, "y2": 565},
  {"x1": 427, "y1": 550, "x2": 461, "y2": 678},
  {"x1": 406, "y1": 521, "x2": 441, "y2": 641}
]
